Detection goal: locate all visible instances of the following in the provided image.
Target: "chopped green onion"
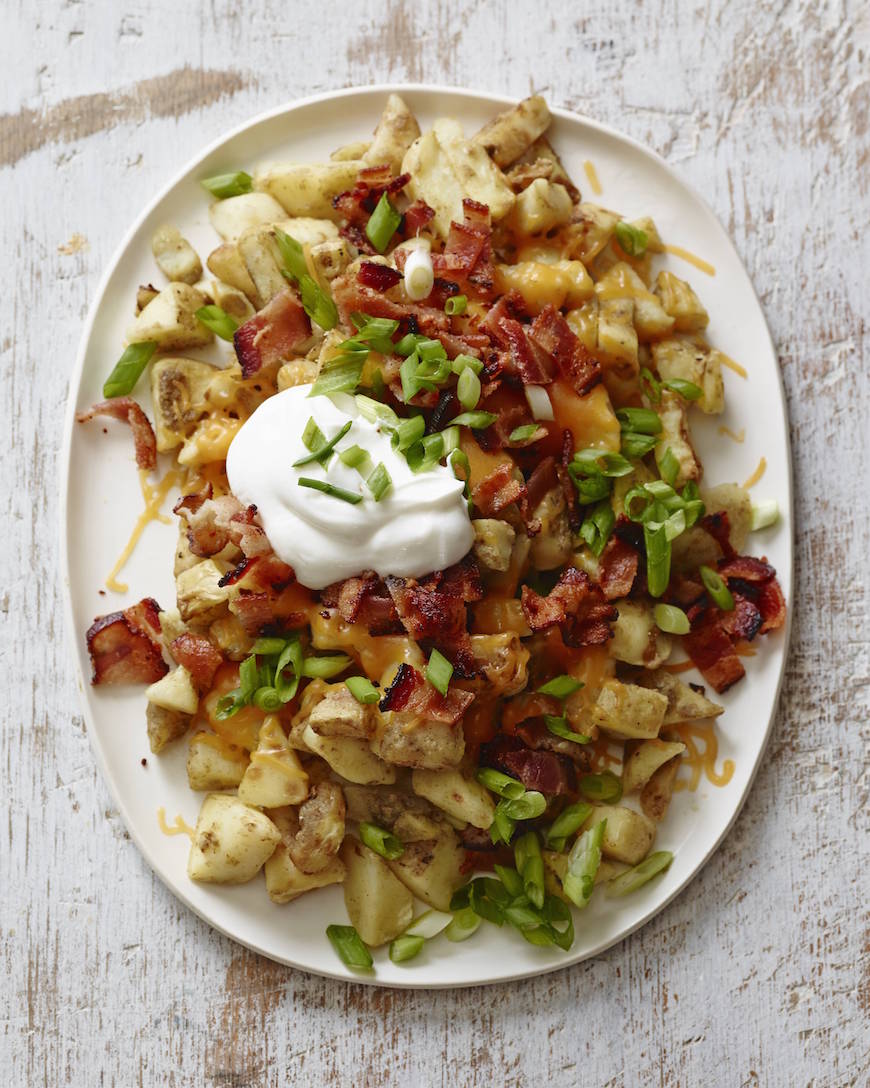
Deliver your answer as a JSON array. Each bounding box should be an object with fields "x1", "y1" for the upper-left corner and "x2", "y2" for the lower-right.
[
  {"x1": 445, "y1": 906, "x2": 481, "y2": 942},
  {"x1": 405, "y1": 433, "x2": 444, "y2": 473},
  {"x1": 275, "y1": 639, "x2": 303, "y2": 702},
  {"x1": 542, "y1": 894, "x2": 575, "y2": 951},
  {"x1": 195, "y1": 305, "x2": 239, "y2": 341},
  {"x1": 494, "y1": 865, "x2": 524, "y2": 898},
  {"x1": 102, "y1": 341, "x2": 158, "y2": 398},
  {"x1": 302, "y1": 654, "x2": 353, "y2": 678},
  {"x1": 606, "y1": 850, "x2": 674, "y2": 896},
  {"x1": 200, "y1": 171, "x2": 253, "y2": 199},
  {"x1": 700, "y1": 564, "x2": 735, "y2": 611},
  {"x1": 572, "y1": 449, "x2": 634, "y2": 477},
  {"x1": 444, "y1": 294, "x2": 468, "y2": 316},
  {"x1": 489, "y1": 805, "x2": 516, "y2": 845},
  {"x1": 292, "y1": 420, "x2": 352, "y2": 467},
  {"x1": 451, "y1": 410, "x2": 497, "y2": 429},
  {"x1": 451, "y1": 353, "x2": 484, "y2": 375},
  {"x1": 298, "y1": 477, "x2": 362, "y2": 504},
  {"x1": 366, "y1": 462, "x2": 392, "y2": 500},
  {"x1": 614, "y1": 220, "x2": 648, "y2": 257},
  {"x1": 579, "y1": 499, "x2": 615, "y2": 558},
  {"x1": 545, "y1": 802, "x2": 593, "y2": 851},
  {"x1": 252, "y1": 686, "x2": 281, "y2": 712},
  {"x1": 562, "y1": 819, "x2": 605, "y2": 909},
  {"x1": 366, "y1": 193, "x2": 402, "y2": 253},
  {"x1": 355, "y1": 394, "x2": 399, "y2": 426},
  {"x1": 395, "y1": 332, "x2": 424, "y2": 356},
  {"x1": 544, "y1": 716, "x2": 590, "y2": 744},
  {"x1": 621, "y1": 431, "x2": 659, "y2": 459},
  {"x1": 298, "y1": 273, "x2": 339, "y2": 330},
  {"x1": 308, "y1": 358, "x2": 365, "y2": 398},
  {"x1": 339, "y1": 444, "x2": 374, "y2": 476},
  {"x1": 359, "y1": 821, "x2": 404, "y2": 860},
  {"x1": 579, "y1": 771, "x2": 623, "y2": 804},
  {"x1": 476, "y1": 768, "x2": 526, "y2": 800},
  {"x1": 639, "y1": 367, "x2": 661, "y2": 403},
  {"x1": 349, "y1": 312, "x2": 400, "y2": 349},
  {"x1": 514, "y1": 831, "x2": 545, "y2": 910},
  {"x1": 456, "y1": 366, "x2": 481, "y2": 410},
  {"x1": 499, "y1": 791, "x2": 547, "y2": 821},
  {"x1": 654, "y1": 603, "x2": 690, "y2": 635},
  {"x1": 405, "y1": 910, "x2": 452, "y2": 939},
  {"x1": 441, "y1": 425, "x2": 460, "y2": 454},
  {"x1": 326, "y1": 924, "x2": 373, "y2": 971},
  {"x1": 509, "y1": 424, "x2": 546, "y2": 445},
  {"x1": 425, "y1": 648, "x2": 453, "y2": 696},
  {"x1": 662, "y1": 378, "x2": 703, "y2": 401},
  {"x1": 537, "y1": 675, "x2": 583, "y2": 699},
  {"x1": 273, "y1": 226, "x2": 310, "y2": 283},
  {"x1": 345, "y1": 676, "x2": 380, "y2": 704},
  {"x1": 389, "y1": 934, "x2": 424, "y2": 963},
  {"x1": 616, "y1": 407, "x2": 662, "y2": 434},
  {"x1": 301, "y1": 417, "x2": 327, "y2": 455},
  {"x1": 251, "y1": 636, "x2": 288, "y2": 655},
  {"x1": 573, "y1": 473, "x2": 612, "y2": 504},
  {"x1": 449, "y1": 449, "x2": 471, "y2": 491},
  {"x1": 750, "y1": 499, "x2": 779, "y2": 531},
  {"x1": 644, "y1": 522, "x2": 671, "y2": 597},
  {"x1": 469, "y1": 876, "x2": 511, "y2": 925},
  {"x1": 392, "y1": 414, "x2": 426, "y2": 451}
]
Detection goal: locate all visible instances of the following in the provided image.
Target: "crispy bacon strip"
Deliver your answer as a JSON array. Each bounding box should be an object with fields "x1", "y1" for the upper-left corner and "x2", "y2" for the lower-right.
[
  {"x1": 321, "y1": 571, "x2": 402, "y2": 635},
  {"x1": 756, "y1": 579, "x2": 787, "y2": 633},
  {"x1": 472, "y1": 462, "x2": 526, "y2": 516},
  {"x1": 357, "y1": 262, "x2": 402, "y2": 291},
  {"x1": 480, "y1": 734, "x2": 576, "y2": 795},
  {"x1": 403, "y1": 199, "x2": 435, "y2": 236},
  {"x1": 86, "y1": 597, "x2": 167, "y2": 685},
  {"x1": 378, "y1": 663, "x2": 475, "y2": 723},
  {"x1": 598, "y1": 524, "x2": 640, "y2": 600},
  {"x1": 685, "y1": 614, "x2": 745, "y2": 693},
  {"x1": 521, "y1": 567, "x2": 617, "y2": 647},
  {"x1": 170, "y1": 633, "x2": 222, "y2": 691},
  {"x1": 699, "y1": 511, "x2": 736, "y2": 561},
  {"x1": 719, "y1": 594, "x2": 763, "y2": 643},
  {"x1": 333, "y1": 168, "x2": 410, "y2": 226},
  {"x1": 482, "y1": 294, "x2": 552, "y2": 385},
  {"x1": 218, "y1": 554, "x2": 295, "y2": 591},
  {"x1": 528, "y1": 305, "x2": 602, "y2": 396},
  {"x1": 432, "y1": 199, "x2": 496, "y2": 299},
  {"x1": 557, "y1": 427, "x2": 582, "y2": 533},
  {"x1": 233, "y1": 288, "x2": 311, "y2": 377},
  {"x1": 76, "y1": 398, "x2": 157, "y2": 471}
]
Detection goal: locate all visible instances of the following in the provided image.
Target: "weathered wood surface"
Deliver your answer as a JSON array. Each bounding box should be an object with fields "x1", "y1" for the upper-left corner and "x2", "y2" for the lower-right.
[{"x1": 2, "y1": 1, "x2": 868, "y2": 1085}]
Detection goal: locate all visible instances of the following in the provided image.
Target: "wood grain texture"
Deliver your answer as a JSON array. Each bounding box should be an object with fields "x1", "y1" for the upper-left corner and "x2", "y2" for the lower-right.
[{"x1": 2, "y1": 1, "x2": 868, "y2": 1085}]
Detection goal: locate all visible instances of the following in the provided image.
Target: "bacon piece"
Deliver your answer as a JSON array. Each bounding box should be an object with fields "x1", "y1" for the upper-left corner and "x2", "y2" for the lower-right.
[
  {"x1": 719, "y1": 594, "x2": 763, "y2": 643},
  {"x1": 685, "y1": 614, "x2": 745, "y2": 693},
  {"x1": 357, "y1": 262, "x2": 402, "y2": 291},
  {"x1": 170, "y1": 633, "x2": 222, "y2": 691},
  {"x1": 233, "y1": 288, "x2": 311, "y2": 377},
  {"x1": 472, "y1": 462, "x2": 526, "y2": 516},
  {"x1": 378, "y1": 664, "x2": 475, "y2": 723},
  {"x1": 231, "y1": 590, "x2": 273, "y2": 636},
  {"x1": 76, "y1": 398, "x2": 157, "y2": 471},
  {"x1": 557, "y1": 427, "x2": 582, "y2": 533},
  {"x1": 403, "y1": 199, "x2": 435, "y2": 236},
  {"x1": 432, "y1": 200, "x2": 496, "y2": 299},
  {"x1": 521, "y1": 566, "x2": 617, "y2": 647},
  {"x1": 718, "y1": 555, "x2": 777, "y2": 583},
  {"x1": 699, "y1": 512, "x2": 736, "y2": 561},
  {"x1": 173, "y1": 483, "x2": 212, "y2": 518},
  {"x1": 524, "y1": 457, "x2": 558, "y2": 513},
  {"x1": 480, "y1": 734, "x2": 575, "y2": 795},
  {"x1": 598, "y1": 526, "x2": 640, "y2": 600},
  {"x1": 333, "y1": 168, "x2": 410, "y2": 224},
  {"x1": 177, "y1": 494, "x2": 271, "y2": 560},
  {"x1": 322, "y1": 571, "x2": 402, "y2": 635},
  {"x1": 482, "y1": 295, "x2": 553, "y2": 385},
  {"x1": 528, "y1": 305, "x2": 602, "y2": 396},
  {"x1": 86, "y1": 597, "x2": 167, "y2": 685},
  {"x1": 757, "y1": 578, "x2": 787, "y2": 633},
  {"x1": 513, "y1": 718, "x2": 594, "y2": 771},
  {"x1": 218, "y1": 554, "x2": 295, "y2": 591}
]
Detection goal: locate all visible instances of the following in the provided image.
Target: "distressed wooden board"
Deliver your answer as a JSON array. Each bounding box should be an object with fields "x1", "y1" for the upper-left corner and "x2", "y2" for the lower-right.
[{"x1": 1, "y1": 1, "x2": 867, "y2": 1085}]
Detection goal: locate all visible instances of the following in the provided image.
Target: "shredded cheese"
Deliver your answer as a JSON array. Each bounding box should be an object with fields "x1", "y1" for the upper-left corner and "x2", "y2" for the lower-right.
[
  {"x1": 105, "y1": 468, "x2": 180, "y2": 593},
  {"x1": 663, "y1": 244, "x2": 716, "y2": 276},
  {"x1": 719, "y1": 353, "x2": 748, "y2": 378},
  {"x1": 742, "y1": 456, "x2": 767, "y2": 489},
  {"x1": 717, "y1": 426, "x2": 746, "y2": 444},
  {"x1": 157, "y1": 807, "x2": 196, "y2": 841},
  {"x1": 583, "y1": 160, "x2": 602, "y2": 196},
  {"x1": 670, "y1": 722, "x2": 735, "y2": 791}
]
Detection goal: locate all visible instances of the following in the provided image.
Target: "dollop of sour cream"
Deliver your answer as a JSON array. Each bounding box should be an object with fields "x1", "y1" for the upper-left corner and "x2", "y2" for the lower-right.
[{"x1": 226, "y1": 385, "x2": 474, "y2": 589}]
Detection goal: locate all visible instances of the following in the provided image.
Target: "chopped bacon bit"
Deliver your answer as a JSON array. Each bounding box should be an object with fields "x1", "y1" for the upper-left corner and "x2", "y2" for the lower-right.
[
  {"x1": 473, "y1": 383, "x2": 530, "y2": 451},
  {"x1": 378, "y1": 663, "x2": 474, "y2": 723},
  {"x1": 173, "y1": 483, "x2": 212, "y2": 518},
  {"x1": 357, "y1": 262, "x2": 402, "y2": 291},
  {"x1": 480, "y1": 733, "x2": 576, "y2": 795},
  {"x1": 719, "y1": 594, "x2": 763, "y2": 643},
  {"x1": 86, "y1": 597, "x2": 167, "y2": 685},
  {"x1": 231, "y1": 590, "x2": 274, "y2": 635},
  {"x1": 76, "y1": 398, "x2": 157, "y2": 471},
  {"x1": 528, "y1": 305, "x2": 602, "y2": 396},
  {"x1": 170, "y1": 633, "x2": 222, "y2": 691},
  {"x1": 524, "y1": 457, "x2": 558, "y2": 513},
  {"x1": 427, "y1": 389, "x2": 458, "y2": 434},
  {"x1": 472, "y1": 462, "x2": 526, "y2": 516},
  {"x1": 431, "y1": 199, "x2": 496, "y2": 300},
  {"x1": 513, "y1": 718, "x2": 593, "y2": 771},
  {"x1": 757, "y1": 578, "x2": 787, "y2": 633},
  {"x1": 218, "y1": 554, "x2": 295, "y2": 592},
  {"x1": 557, "y1": 427, "x2": 582, "y2": 533},
  {"x1": 698, "y1": 511, "x2": 735, "y2": 560},
  {"x1": 521, "y1": 566, "x2": 617, "y2": 647},
  {"x1": 718, "y1": 555, "x2": 777, "y2": 583},
  {"x1": 333, "y1": 169, "x2": 410, "y2": 230},
  {"x1": 233, "y1": 288, "x2": 311, "y2": 378},
  {"x1": 685, "y1": 613, "x2": 745, "y2": 693},
  {"x1": 598, "y1": 527, "x2": 640, "y2": 600},
  {"x1": 403, "y1": 199, "x2": 436, "y2": 236},
  {"x1": 322, "y1": 571, "x2": 402, "y2": 635},
  {"x1": 483, "y1": 295, "x2": 552, "y2": 385}
]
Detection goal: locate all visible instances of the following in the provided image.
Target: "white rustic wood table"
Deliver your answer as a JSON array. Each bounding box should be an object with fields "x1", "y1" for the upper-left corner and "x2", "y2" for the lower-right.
[{"x1": 3, "y1": 2, "x2": 868, "y2": 1084}]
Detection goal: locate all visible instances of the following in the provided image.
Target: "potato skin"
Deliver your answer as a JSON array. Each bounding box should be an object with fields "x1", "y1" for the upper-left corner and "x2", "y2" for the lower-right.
[
  {"x1": 341, "y1": 837, "x2": 414, "y2": 947},
  {"x1": 187, "y1": 794, "x2": 280, "y2": 884}
]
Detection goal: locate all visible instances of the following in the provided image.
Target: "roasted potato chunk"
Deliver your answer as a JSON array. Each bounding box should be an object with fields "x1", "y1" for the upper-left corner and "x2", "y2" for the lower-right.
[
  {"x1": 265, "y1": 847, "x2": 345, "y2": 904},
  {"x1": 186, "y1": 732, "x2": 249, "y2": 791},
  {"x1": 622, "y1": 739, "x2": 686, "y2": 793},
  {"x1": 303, "y1": 726, "x2": 396, "y2": 785},
  {"x1": 341, "y1": 837, "x2": 414, "y2": 947},
  {"x1": 127, "y1": 283, "x2": 213, "y2": 352},
  {"x1": 470, "y1": 633, "x2": 530, "y2": 697},
  {"x1": 364, "y1": 93, "x2": 421, "y2": 174},
  {"x1": 176, "y1": 559, "x2": 231, "y2": 625},
  {"x1": 411, "y1": 769, "x2": 496, "y2": 830},
  {"x1": 206, "y1": 243, "x2": 258, "y2": 301},
  {"x1": 609, "y1": 601, "x2": 673, "y2": 669},
  {"x1": 252, "y1": 160, "x2": 364, "y2": 219},
  {"x1": 583, "y1": 805, "x2": 656, "y2": 865},
  {"x1": 472, "y1": 94, "x2": 552, "y2": 167},
  {"x1": 151, "y1": 224, "x2": 202, "y2": 285},
  {"x1": 529, "y1": 489, "x2": 573, "y2": 570},
  {"x1": 150, "y1": 356, "x2": 217, "y2": 452},
  {"x1": 146, "y1": 702, "x2": 190, "y2": 754},
  {"x1": 472, "y1": 518, "x2": 516, "y2": 572},
  {"x1": 513, "y1": 178, "x2": 573, "y2": 235},
  {"x1": 187, "y1": 793, "x2": 280, "y2": 884},
  {"x1": 651, "y1": 338, "x2": 724, "y2": 414},
  {"x1": 208, "y1": 192, "x2": 286, "y2": 242},
  {"x1": 636, "y1": 671, "x2": 724, "y2": 724},
  {"x1": 306, "y1": 684, "x2": 374, "y2": 740},
  {"x1": 374, "y1": 716, "x2": 465, "y2": 771},
  {"x1": 590, "y1": 679, "x2": 668, "y2": 740},
  {"x1": 655, "y1": 271, "x2": 709, "y2": 331},
  {"x1": 237, "y1": 718, "x2": 309, "y2": 808},
  {"x1": 655, "y1": 389, "x2": 701, "y2": 488},
  {"x1": 284, "y1": 782, "x2": 346, "y2": 874},
  {"x1": 385, "y1": 833, "x2": 465, "y2": 911},
  {"x1": 640, "y1": 756, "x2": 682, "y2": 821}
]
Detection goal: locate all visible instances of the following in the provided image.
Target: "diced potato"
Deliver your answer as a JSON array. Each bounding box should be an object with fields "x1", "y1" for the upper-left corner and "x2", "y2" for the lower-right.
[
  {"x1": 566, "y1": 297, "x2": 599, "y2": 351},
  {"x1": 307, "y1": 684, "x2": 374, "y2": 739},
  {"x1": 265, "y1": 846, "x2": 345, "y2": 904},
  {"x1": 135, "y1": 283, "x2": 160, "y2": 313},
  {"x1": 332, "y1": 140, "x2": 371, "y2": 162},
  {"x1": 236, "y1": 225, "x2": 287, "y2": 308},
  {"x1": 470, "y1": 633, "x2": 530, "y2": 697},
  {"x1": 237, "y1": 718, "x2": 309, "y2": 807},
  {"x1": 702, "y1": 483, "x2": 752, "y2": 552},
  {"x1": 651, "y1": 338, "x2": 724, "y2": 414},
  {"x1": 472, "y1": 518, "x2": 516, "y2": 572},
  {"x1": 341, "y1": 837, "x2": 414, "y2": 946},
  {"x1": 176, "y1": 559, "x2": 231, "y2": 625},
  {"x1": 472, "y1": 95, "x2": 552, "y2": 167},
  {"x1": 594, "y1": 263, "x2": 674, "y2": 341},
  {"x1": 655, "y1": 271, "x2": 709, "y2": 331},
  {"x1": 583, "y1": 805, "x2": 656, "y2": 865},
  {"x1": 187, "y1": 793, "x2": 280, "y2": 884},
  {"x1": 640, "y1": 756, "x2": 681, "y2": 821},
  {"x1": 275, "y1": 216, "x2": 341, "y2": 247},
  {"x1": 206, "y1": 243, "x2": 258, "y2": 301},
  {"x1": 597, "y1": 298, "x2": 638, "y2": 376},
  {"x1": 208, "y1": 192, "x2": 287, "y2": 242},
  {"x1": 513, "y1": 178, "x2": 574, "y2": 234},
  {"x1": 157, "y1": 606, "x2": 187, "y2": 647},
  {"x1": 309, "y1": 238, "x2": 354, "y2": 283},
  {"x1": 392, "y1": 811, "x2": 448, "y2": 842},
  {"x1": 565, "y1": 203, "x2": 620, "y2": 263},
  {"x1": 173, "y1": 527, "x2": 199, "y2": 577},
  {"x1": 508, "y1": 135, "x2": 579, "y2": 199},
  {"x1": 629, "y1": 216, "x2": 664, "y2": 253},
  {"x1": 609, "y1": 601, "x2": 673, "y2": 669},
  {"x1": 669, "y1": 525, "x2": 721, "y2": 573},
  {"x1": 285, "y1": 781, "x2": 346, "y2": 873},
  {"x1": 210, "y1": 280, "x2": 255, "y2": 323},
  {"x1": 208, "y1": 614, "x2": 254, "y2": 661},
  {"x1": 385, "y1": 833, "x2": 465, "y2": 911},
  {"x1": 146, "y1": 666, "x2": 198, "y2": 715},
  {"x1": 529, "y1": 489, "x2": 573, "y2": 571},
  {"x1": 622, "y1": 739, "x2": 686, "y2": 793},
  {"x1": 127, "y1": 283, "x2": 213, "y2": 352},
  {"x1": 591, "y1": 679, "x2": 668, "y2": 740},
  {"x1": 637, "y1": 671, "x2": 724, "y2": 724},
  {"x1": 364, "y1": 93, "x2": 421, "y2": 174},
  {"x1": 150, "y1": 356, "x2": 217, "y2": 452},
  {"x1": 494, "y1": 260, "x2": 592, "y2": 315},
  {"x1": 252, "y1": 160, "x2": 364, "y2": 219},
  {"x1": 374, "y1": 717, "x2": 465, "y2": 771},
  {"x1": 303, "y1": 726, "x2": 396, "y2": 785},
  {"x1": 151, "y1": 224, "x2": 202, "y2": 285},
  {"x1": 146, "y1": 702, "x2": 190, "y2": 754},
  {"x1": 411, "y1": 769, "x2": 495, "y2": 830},
  {"x1": 186, "y1": 731, "x2": 249, "y2": 790},
  {"x1": 655, "y1": 390, "x2": 701, "y2": 488}
]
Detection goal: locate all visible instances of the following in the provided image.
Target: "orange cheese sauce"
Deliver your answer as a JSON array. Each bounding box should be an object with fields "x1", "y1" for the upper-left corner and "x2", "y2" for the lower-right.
[
  {"x1": 663, "y1": 244, "x2": 716, "y2": 276},
  {"x1": 550, "y1": 380, "x2": 620, "y2": 452},
  {"x1": 669, "y1": 721, "x2": 735, "y2": 791}
]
